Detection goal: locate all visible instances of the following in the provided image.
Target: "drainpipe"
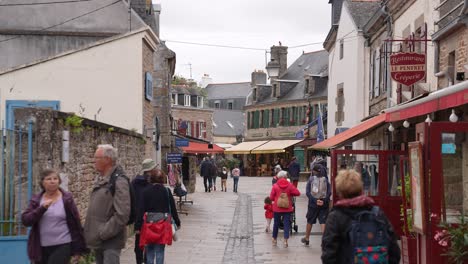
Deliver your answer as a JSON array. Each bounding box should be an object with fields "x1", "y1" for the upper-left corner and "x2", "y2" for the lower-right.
[{"x1": 381, "y1": 3, "x2": 394, "y2": 108}]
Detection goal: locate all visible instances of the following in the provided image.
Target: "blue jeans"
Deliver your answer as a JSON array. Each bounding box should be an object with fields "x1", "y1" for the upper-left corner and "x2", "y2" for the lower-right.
[
  {"x1": 233, "y1": 176, "x2": 239, "y2": 192},
  {"x1": 145, "y1": 244, "x2": 165, "y2": 264},
  {"x1": 273, "y1": 212, "x2": 291, "y2": 239}
]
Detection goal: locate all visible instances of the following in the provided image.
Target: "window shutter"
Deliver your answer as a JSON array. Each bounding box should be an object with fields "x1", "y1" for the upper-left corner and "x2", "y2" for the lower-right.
[
  {"x1": 274, "y1": 108, "x2": 280, "y2": 127},
  {"x1": 190, "y1": 122, "x2": 194, "y2": 137},
  {"x1": 254, "y1": 110, "x2": 260, "y2": 129},
  {"x1": 202, "y1": 122, "x2": 207, "y2": 138},
  {"x1": 196, "y1": 122, "x2": 200, "y2": 138},
  {"x1": 145, "y1": 72, "x2": 153, "y2": 101},
  {"x1": 264, "y1": 109, "x2": 270, "y2": 128}
]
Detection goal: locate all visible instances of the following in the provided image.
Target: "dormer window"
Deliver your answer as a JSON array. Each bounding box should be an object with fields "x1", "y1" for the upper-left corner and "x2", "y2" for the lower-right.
[
  {"x1": 214, "y1": 100, "x2": 220, "y2": 109},
  {"x1": 184, "y1": 95, "x2": 191, "y2": 106},
  {"x1": 253, "y1": 88, "x2": 257, "y2": 101},
  {"x1": 273, "y1": 84, "x2": 278, "y2": 97},
  {"x1": 227, "y1": 101, "x2": 233, "y2": 110},
  {"x1": 305, "y1": 79, "x2": 310, "y2": 94},
  {"x1": 197, "y1": 96, "x2": 204, "y2": 108},
  {"x1": 171, "y1": 94, "x2": 178, "y2": 105}
]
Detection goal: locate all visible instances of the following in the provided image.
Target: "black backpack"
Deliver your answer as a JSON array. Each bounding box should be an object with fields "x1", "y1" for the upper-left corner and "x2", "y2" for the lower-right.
[
  {"x1": 348, "y1": 206, "x2": 391, "y2": 263},
  {"x1": 109, "y1": 174, "x2": 136, "y2": 225}
]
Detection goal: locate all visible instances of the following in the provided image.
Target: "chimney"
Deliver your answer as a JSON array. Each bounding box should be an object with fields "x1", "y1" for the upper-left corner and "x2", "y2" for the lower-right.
[
  {"x1": 153, "y1": 4, "x2": 161, "y2": 37},
  {"x1": 270, "y1": 44, "x2": 288, "y2": 77},
  {"x1": 251, "y1": 70, "x2": 267, "y2": 86}
]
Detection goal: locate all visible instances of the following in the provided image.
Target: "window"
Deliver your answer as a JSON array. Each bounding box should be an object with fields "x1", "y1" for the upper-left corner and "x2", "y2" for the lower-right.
[
  {"x1": 171, "y1": 94, "x2": 178, "y2": 105},
  {"x1": 273, "y1": 84, "x2": 277, "y2": 97},
  {"x1": 183, "y1": 95, "x2": 191, "y2": 106},
  {"x1": 227, "y1": 102, "x2": 233, "y2": 110},
  {"x1": 198, "y1": 121, "x2": 204, "y2": 138},
  {"x1": 305, "y1": 79, "x2": 310, "y2": 94},
  {"x1": 448, "y1": 51, "x2": 455, "y2": 85},
  {"x1": 145, "y1": 72, "x2": 153, "y2": 101},
  {"x1": 197, "y1": 96, "x2": 203, "y2": 108},
  {"x1": 253, "y1": 88, "x2": 257, "y2": 101},
  {"x1": 339, "y1": 39, "x2": 344, "y2": 60},
  {"x1": 186, "y1": 121, "x2": 191, "y2": 136},
  {"x1": 214, "y1": 101, "x2": 220, "y2": 109}
]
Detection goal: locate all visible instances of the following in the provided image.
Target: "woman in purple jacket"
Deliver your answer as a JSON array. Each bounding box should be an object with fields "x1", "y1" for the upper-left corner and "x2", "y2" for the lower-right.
[{"x1": 22, "y1": 169, "x2": 88, "y2": 264}]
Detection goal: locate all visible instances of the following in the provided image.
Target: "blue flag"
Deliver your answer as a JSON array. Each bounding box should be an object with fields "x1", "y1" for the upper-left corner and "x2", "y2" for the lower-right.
[
  {"x1": 317, "y1": 113, "x2": 325, "y2": 142},
  {"x1": 295, "y1": 130, "x2": 304, "y2": 139}
]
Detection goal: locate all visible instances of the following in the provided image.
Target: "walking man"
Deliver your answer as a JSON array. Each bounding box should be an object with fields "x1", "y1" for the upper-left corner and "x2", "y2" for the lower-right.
[
  {"x1": 288, "y1": 156, "x2": 300, "y2": 188},
  {"x1": 200, "y1": 157, "x2": 213, "y2": 192},
  {"x1": 131, "y1": 159, "x2": 156, "y2": 264},
  {"x1": 84, "y1": 144, "x2": 131, "y2": 264}
]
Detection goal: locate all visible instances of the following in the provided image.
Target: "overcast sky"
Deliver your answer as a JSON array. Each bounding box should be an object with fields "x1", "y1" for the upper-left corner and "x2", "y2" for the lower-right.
[{"x1": 153, "y1": 0, "x2": 331, "y2": 84}]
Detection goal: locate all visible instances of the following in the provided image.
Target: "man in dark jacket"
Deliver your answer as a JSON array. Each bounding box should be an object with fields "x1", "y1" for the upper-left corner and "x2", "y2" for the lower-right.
[
  {"x1": 321, "y1": 169, "x2": 400, "y2": 264},
  {"x1": 200, "y1": 157, "x2": 213, "y2": 192},
  {"x1": 288, "y1": 156, "x2": 300, "y2": 187},
  {"x1": 131, "y1": 159, "x2": 156, "y2": 264}
]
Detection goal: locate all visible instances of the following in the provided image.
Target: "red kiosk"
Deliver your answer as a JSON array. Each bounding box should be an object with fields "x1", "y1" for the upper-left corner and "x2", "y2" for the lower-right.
[{"x1": 311, "y1": 82, "x2": 468, "y2": 263}]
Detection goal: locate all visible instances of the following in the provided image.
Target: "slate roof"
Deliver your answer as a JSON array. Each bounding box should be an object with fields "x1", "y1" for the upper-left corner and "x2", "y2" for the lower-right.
[
  {"x1": 0, "y1": 0, "x2": 146, "y2": 34},
  {"x1": 346, "y1": 0, "x2": 381, "y2": 30},
  {"x1": 205, "y1": 82, "x2": 251, "y2": 99},
  {"x1": 212, "y1": 110, "x2": 244, "y2": 137},
  {"x1": 256, "y1": 50, "x2": 329, "y2": 104}
]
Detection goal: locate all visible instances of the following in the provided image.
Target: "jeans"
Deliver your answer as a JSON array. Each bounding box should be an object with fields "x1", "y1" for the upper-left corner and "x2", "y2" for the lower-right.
[
  {"x1": 273, "y1": 212, "x2": 291, "y2": 239},
  {"x1": 145, "y1": 244, "x2": 165, "y2": 264},
  {"x1": 233, "y1": 176, "x2": 239, "y2": 192},
  {"x1": 95, "y1": 248, "x2": 121, "y2": 264}
]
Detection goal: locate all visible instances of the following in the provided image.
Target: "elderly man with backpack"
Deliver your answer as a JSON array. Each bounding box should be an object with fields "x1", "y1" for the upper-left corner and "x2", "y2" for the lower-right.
[
  {"x1": 84, "y1": 144, "x2": 135, "y2": 264},
  {"x1": 301, "y1": 164, "x2": 331, "y2": 246},
  {"x1": 321, "y1": 169, "x2": 400, "y2": 264}
]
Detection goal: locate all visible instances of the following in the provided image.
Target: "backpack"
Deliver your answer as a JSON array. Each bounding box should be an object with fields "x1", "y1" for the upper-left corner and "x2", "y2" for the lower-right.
[
  {"x1": 310, "y1": 175, "x2": 328, "y2": 199},
  {"x1": 109, "y1": 174, "x2": 136, "y2": 225},
  {"x1": 276, "y1": 192, "x2": 290, "y2": 208},
  {"x1": 349, "y1": 206, "x2": 391, "y2": 264}
]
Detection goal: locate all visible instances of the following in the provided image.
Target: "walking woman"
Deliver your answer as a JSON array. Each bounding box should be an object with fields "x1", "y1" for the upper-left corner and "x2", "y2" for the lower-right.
[
  {"x1": 136, "y1": 169, "x2": 181, "y2": 264},
  {"x1": 232, "y1": 167, "x2": 240, "y2": 193},
  {"x1": 22, "y1": 169, "x2": 88, "y2": 264},
  {"x1": 269, "y1": 170, "x2": 300, "y2": 248}
]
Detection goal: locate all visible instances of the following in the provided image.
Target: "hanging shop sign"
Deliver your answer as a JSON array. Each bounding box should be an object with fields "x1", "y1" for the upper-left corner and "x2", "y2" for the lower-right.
[{"x1": 390, "y1": 53, "x2": 426, "y2": 86}]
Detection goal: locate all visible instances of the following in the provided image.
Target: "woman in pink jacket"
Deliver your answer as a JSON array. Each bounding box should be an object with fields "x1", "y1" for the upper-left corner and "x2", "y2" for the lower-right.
[{"x1": 269, "y1": 170, "x2": 300, "y2": 247}]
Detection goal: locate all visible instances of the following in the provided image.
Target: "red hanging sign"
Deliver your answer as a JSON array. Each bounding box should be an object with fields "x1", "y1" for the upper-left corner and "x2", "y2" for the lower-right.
[{"x1": 390, "y1": 53, "x2": 426, "y2": 86}]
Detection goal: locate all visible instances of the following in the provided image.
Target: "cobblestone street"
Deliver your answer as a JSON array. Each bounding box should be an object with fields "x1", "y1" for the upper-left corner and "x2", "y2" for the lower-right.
[{"x1": 121, "y1": 177, "x2": 323, "y2": 264}]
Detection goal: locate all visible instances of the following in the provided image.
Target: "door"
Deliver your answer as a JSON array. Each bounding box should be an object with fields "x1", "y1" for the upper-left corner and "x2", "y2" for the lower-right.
[
  {"x1": 6, "y1": 100, "x2": 60, "y2": 129},
  {"x1": 426, "y1": 122, "x2": 468, "y2": 264},
  {"x1": 332, "y1": 149, "x2": 406, "y2": 236}
]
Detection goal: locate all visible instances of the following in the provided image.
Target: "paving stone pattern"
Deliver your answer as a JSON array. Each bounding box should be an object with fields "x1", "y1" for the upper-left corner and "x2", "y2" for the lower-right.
[{"x1": 121, "y1": 177, "x2": 323, "y2": 264}]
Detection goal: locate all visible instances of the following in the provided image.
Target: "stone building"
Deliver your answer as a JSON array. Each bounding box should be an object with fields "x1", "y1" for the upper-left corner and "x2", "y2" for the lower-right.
[
  {"x1": 206, "y1": 81, "x2": 252, "y2": 110},
  {"x1": 171, "y1": 85, "x2": 214, "y2": 142},
  {"x1": 432, "y1": 0, "x2": 468, "y2": 88}
]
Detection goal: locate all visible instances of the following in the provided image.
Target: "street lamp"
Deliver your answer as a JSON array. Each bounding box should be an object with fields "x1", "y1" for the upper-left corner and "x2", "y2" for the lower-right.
[{"x1": 266, "y1": 59, "x2": 280, "y2": 79}]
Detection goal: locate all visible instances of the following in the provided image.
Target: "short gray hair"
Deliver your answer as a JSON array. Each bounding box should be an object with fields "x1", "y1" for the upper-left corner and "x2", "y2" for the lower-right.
[
  {"x1": 97, "y1": 144, "x2": 118, "y2": 164},
  {"x1": 277, "y1": 170, "x2": 288, "y2": 178}
]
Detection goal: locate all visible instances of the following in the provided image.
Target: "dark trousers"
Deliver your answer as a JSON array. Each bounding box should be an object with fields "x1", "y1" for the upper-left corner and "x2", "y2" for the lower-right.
[
  {"x1": 203, "y1": 176, "x2": 212, "y2": 192},
  {"x1": 38, "y1": 242, "x2": 71, "y2": 264},
  {"x1": 134, "y1": 233, "x2": 146, "y2": 264},
  {"x1": 273, "y1": 212, "x2": 291, "y2": 239}
]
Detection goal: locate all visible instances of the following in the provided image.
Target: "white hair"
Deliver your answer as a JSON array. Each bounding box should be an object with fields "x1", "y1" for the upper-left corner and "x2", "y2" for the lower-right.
[
  {"x1": 274, "y1": 165, "x2": 282, "y2": 173},
  {"x1": 97, "y1": 144, "x2": 118, "y2": 164},
  {"x1": 277, "y1": 170, "x2": 288, "y2": 178}
]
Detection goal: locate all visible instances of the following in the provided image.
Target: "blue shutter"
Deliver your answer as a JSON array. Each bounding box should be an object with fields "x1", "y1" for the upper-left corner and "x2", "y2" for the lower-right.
[{"x1": 145, "y1": 72, "x2": 153, "y2": 101}]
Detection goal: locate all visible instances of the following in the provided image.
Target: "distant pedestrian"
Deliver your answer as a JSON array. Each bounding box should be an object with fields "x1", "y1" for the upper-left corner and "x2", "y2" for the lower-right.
[
  {"x1": 210, "y1": 156, "x2": 218, "y2": 191},
  {"x1": 22, "y1": 169, "x2": 88, "y2": 264},
  {"x1": 321, "y1": 169, "x2": 400, "y2": 264},
  {"x1": 200, "y1": 157, "x2": 212, "y2": 192},
  {"x1": 272, "y1": 165, "x2": 282, "y2": 185},
  {"x1": 136, "y1": 169, "x2": 181, "y2": 264},
  {"x1": 232, "y1": 167, "x2": 240, "y2": 193},
  {"x1": 288, "y1": 156, "x2": 300, "y2": 188},
  {"x1": 264, "y1": 197, "x2": 273, "y2": 233},
  {"x1": 238, "y1": 158, "x2": 244, "y2": 176},
  {"x1": 219, "y1": 166, "x2": 228, "y2": 192},
  {"x1": 301, "y1": 164, "x2": 330, "y2": 246},
  {"x1": 131, "y1": 159, "x2": 157, "y2": 264},
  {"x1": 270, "y1": 170, "x2": 300, "y2": 248},
  {"x1": 84, "y1": 144, "x2": 131, "y2": 264}
]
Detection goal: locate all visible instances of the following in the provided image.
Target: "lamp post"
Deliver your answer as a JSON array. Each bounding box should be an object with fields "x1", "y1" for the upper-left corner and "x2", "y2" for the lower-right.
[{"x1": 266, "y1": 59, "x2": 280, "y2": 80}]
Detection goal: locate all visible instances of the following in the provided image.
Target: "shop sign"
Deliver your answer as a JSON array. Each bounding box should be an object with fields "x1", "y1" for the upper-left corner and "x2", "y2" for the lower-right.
[
  {"x1": 390, "y1": 53, "x2": 426, "y2": 86},
  {"x1": 175, "y1": 138, "x2": 189, "y2": 147},
  {"x1": 167, "y1": 153, "x2": 183, "y2": 164}
]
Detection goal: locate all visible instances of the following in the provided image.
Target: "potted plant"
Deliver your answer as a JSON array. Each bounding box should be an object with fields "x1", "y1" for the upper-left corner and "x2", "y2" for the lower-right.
[
  {"x1": 399, "y1": 172, "x2": 417, "y2": 264},
  {"x1": 433, "y1": 215, "x2": 468, "y2": 264}
]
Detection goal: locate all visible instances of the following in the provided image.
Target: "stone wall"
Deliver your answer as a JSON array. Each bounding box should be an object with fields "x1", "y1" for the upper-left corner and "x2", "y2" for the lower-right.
[
  {"x1": 15, "y1": 108, "x2": 146, "y2": 220},
  {"x1": 142, "y1": 40, "x2": 156, "y2": 159},
  {"x1": 438, "y1": 26, "x2": 468, "y2": 88}
]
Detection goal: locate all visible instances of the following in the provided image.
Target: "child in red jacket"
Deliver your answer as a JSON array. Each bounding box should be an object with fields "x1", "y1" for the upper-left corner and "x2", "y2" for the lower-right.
[{"x1": 264, "y1": 197, "x2": 274, "y2": 233}]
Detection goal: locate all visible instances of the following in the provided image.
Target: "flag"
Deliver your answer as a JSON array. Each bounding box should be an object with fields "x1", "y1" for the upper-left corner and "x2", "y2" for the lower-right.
[
  {"x1": 316, "y1": 112, "x2": 325, "y2": 142},
  {"x1": 295, "y1": 130, "x2": 304, "y2": 139}
]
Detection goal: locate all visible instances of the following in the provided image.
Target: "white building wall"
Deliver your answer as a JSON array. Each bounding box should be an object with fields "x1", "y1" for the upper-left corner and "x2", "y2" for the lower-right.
[
  {"x1": 0, "y1": 33, "x2": 145, "y2": 132},
  {"x1": 327, "y1": 3, "x2": 367, "y2": 150},
  {"x1": 391, "y1": 0, "x2": 438, "y2": 101}
]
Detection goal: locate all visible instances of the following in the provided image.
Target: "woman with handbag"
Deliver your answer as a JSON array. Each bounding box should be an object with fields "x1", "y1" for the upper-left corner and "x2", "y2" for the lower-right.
[{"x1": 135, "y1": 169, "x2": 181, "y2": 264}]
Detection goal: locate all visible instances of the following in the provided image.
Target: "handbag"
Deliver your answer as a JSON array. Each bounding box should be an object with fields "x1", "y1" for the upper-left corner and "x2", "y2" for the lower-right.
[
  {"x1": 139, "y1": 212, "x2": 172, "y2": 248},
  {"x1": 166, "y1": 188, "x2": 178, "y2": 241}
]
